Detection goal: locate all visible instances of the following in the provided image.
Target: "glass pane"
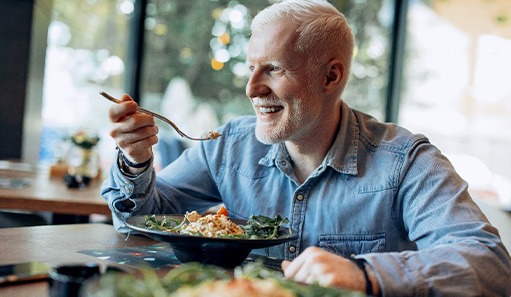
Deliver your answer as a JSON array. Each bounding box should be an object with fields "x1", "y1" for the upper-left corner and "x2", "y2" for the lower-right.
[
  {"x1": 140, "y1": 0, "x2": 393, "y2": 141},
  {"x1": 400, "y1": 0, "x2": 511, "y2": 204},
  {"x1": 335, "y1": 0, "x2": 393, "y2": 121},
  {"x1": 39, "y1": 0, "x2": 131, "y2": 166}
]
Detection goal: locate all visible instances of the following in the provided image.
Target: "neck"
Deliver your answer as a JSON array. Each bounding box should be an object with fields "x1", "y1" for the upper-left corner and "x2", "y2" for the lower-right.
[{"x1": 286, "y1": 107, "x2": 341, "y2": 184}]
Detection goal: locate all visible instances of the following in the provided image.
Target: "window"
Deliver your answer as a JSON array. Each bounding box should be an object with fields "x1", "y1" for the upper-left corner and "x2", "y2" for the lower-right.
[
  {"x1": 34, "y1": 0, "x2": 511, "y2": 200},
  {"x1": 399, "y1": 0, "x2": 511, "y2": 200},
  {"x1": 38, "y1": 0, "x2": 131, "y2": 167},
  {"x1": 133, "y1": 0, "x2": 392, "y2": 167}
]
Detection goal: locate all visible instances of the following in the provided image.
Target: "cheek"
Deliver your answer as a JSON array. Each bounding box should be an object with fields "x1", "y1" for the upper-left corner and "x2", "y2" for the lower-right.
[
  {"x1": 285, "y1": 98, "x2": 313, "y2": 130},
  {"x1": 292, "y1": 87, "x2": 318, "y2": 114}
]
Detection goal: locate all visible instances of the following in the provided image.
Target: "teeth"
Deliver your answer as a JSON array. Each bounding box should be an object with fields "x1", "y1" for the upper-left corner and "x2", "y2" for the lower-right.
[{"x1": 259, "y1": 106, "x2": 281, "y2": 113}]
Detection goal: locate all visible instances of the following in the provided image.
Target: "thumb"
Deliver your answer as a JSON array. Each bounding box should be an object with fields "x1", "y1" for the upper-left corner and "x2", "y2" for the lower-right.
[
  {"x1": 120, "y1": 94, "x2": 135, "y2": 102},
  {"x1": 281, "y1": 260, "x2": 291, "y2": 271}
]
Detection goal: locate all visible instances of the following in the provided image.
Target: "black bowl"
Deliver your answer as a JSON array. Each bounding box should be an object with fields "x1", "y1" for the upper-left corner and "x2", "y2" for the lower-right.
[{"x1": 125, "y1": 214, "x2": 297, "y2": 268}]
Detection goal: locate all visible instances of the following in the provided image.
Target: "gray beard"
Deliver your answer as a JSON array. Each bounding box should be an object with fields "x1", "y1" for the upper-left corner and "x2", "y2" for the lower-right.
[{"x1": 254, "y1": 122, "x2": 284, "y2": 145}]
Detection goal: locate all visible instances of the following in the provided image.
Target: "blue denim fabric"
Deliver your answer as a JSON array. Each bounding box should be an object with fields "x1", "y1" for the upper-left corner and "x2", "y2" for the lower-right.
[{"x1": 102, "y1": 101, "x2": 511, "y2": 296}]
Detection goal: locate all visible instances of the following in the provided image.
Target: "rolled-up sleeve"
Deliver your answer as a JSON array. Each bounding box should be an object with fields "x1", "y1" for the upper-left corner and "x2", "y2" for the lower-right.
[{"x1": 101, "y1": 155, "x2": 157, "y2": 232}]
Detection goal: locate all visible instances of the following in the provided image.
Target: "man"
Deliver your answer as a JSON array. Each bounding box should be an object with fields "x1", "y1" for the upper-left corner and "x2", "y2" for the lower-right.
[{"x1": 102, "y1": 0, "x2": 511, "y2": 295}]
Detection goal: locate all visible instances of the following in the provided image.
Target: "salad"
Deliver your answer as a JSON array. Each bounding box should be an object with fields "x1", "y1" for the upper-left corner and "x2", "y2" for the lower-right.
[
  {"x1": 144, "y1": 207, "x2": 291, "y2": 240},
  {"x1": 83, "y1": 261, "x2": 365, "y2": 297}
]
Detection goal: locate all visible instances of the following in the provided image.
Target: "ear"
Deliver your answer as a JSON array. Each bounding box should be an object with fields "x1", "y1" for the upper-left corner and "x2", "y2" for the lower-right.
[{"x1": 324, "y1": 59, "x2": 343, "y2": 94}]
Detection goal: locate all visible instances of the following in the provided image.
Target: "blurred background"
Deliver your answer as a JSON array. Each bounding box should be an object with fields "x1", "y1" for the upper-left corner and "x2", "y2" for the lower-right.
[{"x1": 1, "y1": 0, "x2": 510, "y2": 208}]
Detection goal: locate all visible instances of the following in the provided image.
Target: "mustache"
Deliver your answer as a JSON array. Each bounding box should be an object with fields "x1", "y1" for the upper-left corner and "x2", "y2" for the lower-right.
[{"x1": 252, "y1": 97, "x2": 283, "y2": 106}]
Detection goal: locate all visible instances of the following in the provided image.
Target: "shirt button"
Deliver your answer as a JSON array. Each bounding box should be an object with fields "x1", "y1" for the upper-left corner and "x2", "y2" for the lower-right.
[
  {"x1": 280, "y1": 160, "x2": 287, "y2": 166},
  {"x1": 289, "y1": 245, "x2": 296, "y2": 253},
  {"x1": 296, "y1": 194, "x2": 304, "y2": 201}
]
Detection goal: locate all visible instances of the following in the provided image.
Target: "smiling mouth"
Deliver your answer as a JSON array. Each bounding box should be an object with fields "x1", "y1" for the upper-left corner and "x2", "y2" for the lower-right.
[
  {"x1": 257, "y1": 105, "x2": 284, "y2": 115},
  {"x1": 253, "y1": 98, "x2": 284, "y2": 115}
]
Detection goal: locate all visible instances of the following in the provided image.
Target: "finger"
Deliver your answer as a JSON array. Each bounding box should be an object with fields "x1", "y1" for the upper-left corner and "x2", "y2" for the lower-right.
[
  {"x1": 282, "y1": 247, "x2": 324, "y2": 282},
  {"x1": 108, "y1": 96, "x2": 139, "y2": 123},
  {"x1": 119, "y1": 94, "x2": 134, "y2": 102},
  {"x1": 112, "y1": 124, "x2": 158, "y2": 159},
  {"x1": 114, "y1": 124, "x2": 158, "y2": 147},
  {"x1": 109, "y1": 114, "x2": 156, "y2": 141},
  {"x1": 282, "y1": 252, "x2": 310, "y2": 280},
  {"x1": 108, "y1": 103, "x2": 138, "y2": 123},
  {"x1": 118, "y1": 112, "x2": 156, "y2": 133},
  {"x1": 109, "y1": 112, "x2": 158, "y2": 162},
  {"x1": 281, "y1": 260, "x2": 291, "y2": 271},
  {"x1": 120, "y1": 135, "x2": 158, "y2": 163}
]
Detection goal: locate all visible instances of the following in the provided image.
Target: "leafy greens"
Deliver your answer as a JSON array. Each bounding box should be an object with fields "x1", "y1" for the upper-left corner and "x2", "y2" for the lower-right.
[
  {"x1": 84, "y1": 261, "x2": 365, "y2": 297},
  {"x1": 242, "y1": 214, "x2": 290, "y2": 239},
  {"x1": 143, "y1": 214, "x2": 291, "y2": 240}
]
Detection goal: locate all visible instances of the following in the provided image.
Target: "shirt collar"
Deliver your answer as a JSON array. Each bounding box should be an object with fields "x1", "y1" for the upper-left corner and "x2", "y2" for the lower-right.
[
  {"x1": 258, "y1": 142, "x2": 283, "y2": 167},
  {"x1": 325, "y1": 100, "x2": 359, "y2": 175},
  {"x1": 258, "y1": 101, "x2": 359, "y2": 176}
]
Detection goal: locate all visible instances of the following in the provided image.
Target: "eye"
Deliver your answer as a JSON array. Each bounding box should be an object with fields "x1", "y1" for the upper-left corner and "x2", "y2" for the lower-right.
[{"x1": 269, "y1": 65, "x2": 282, "y2": 72}]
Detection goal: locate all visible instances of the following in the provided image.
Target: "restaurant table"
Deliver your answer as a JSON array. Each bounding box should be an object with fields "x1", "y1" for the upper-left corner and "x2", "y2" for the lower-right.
[
  {"x1": 0, "y1": 223, "x2": 158, "y2": 297},
  {"x1": 0, "y1": 164, "x2": 111, "y2": 224}
]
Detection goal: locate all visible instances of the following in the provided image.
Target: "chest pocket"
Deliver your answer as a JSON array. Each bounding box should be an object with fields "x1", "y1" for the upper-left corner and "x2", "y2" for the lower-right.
[{"x1": 319, "y1": 233, "x2": 385, "y2": 257}]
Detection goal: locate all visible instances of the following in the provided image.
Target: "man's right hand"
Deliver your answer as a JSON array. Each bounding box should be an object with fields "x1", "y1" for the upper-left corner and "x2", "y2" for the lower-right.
[
  {"x1": 281, "y1": 246, "x2": 380, "y2": 295},
  {"x1": 107, "y1": 94, "x2": 159, "y2": 172}
]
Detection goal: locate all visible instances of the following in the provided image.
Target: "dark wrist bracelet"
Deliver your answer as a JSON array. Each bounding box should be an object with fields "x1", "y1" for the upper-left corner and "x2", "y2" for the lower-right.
[
  {"x1": 118, "y1": 149, "x2": 152, "y2": 169},
  {"x1": 349, "y1": 257, "x2": 374, "y2": 296}
]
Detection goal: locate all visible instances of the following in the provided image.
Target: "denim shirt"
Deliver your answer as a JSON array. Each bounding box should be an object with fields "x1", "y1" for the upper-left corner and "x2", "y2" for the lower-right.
[{"x1": 102, "y1": 101, "x2": 511, "y2": 296}]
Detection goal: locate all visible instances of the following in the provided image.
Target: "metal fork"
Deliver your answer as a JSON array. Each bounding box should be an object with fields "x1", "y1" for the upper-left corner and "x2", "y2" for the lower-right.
[{"x1": 100, "y1": 91, "x2": 221, "y2": 141}]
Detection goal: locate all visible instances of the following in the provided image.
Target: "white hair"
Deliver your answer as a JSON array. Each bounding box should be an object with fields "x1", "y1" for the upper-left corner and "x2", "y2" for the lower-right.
[{"x1": 251, "y1": 0, "x2": 355, "y2": 94}]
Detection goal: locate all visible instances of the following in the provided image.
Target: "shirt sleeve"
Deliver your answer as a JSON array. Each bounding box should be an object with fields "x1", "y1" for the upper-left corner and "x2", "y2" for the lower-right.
[
  {"x1": 361, "y1": 139, "x2": 511, "y2": 296},
  {"x1": 100, "y1": 152, "x2": 158, "y2": 232},
  {"x1": 101, "y1": 130, "x2": 226, "y2": 232}
]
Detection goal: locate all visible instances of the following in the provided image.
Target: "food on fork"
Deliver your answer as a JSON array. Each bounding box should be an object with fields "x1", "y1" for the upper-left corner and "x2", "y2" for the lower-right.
[{"x1": 201, "y1": 130, "x2": 222, "y2": 140}]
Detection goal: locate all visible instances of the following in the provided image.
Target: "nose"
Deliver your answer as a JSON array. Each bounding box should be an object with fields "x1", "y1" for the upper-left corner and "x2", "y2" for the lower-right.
[{"x1": 246, "y1": 70, "x2": 270, "y2": 99}]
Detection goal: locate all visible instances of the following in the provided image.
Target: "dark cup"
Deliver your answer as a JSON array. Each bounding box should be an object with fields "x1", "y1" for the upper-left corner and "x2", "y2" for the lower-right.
[{"x1": 49, "y1": 263, "x2": 100, "y2": 297}]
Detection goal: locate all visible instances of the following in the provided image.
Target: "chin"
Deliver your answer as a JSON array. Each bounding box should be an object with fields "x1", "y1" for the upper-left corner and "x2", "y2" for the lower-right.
[
  {"x1": 255, "y1": 125, "x2": 284, "y2": 145},
  {"x1": 255, "y1": 134, "x2": 276, "y2": 145}
]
